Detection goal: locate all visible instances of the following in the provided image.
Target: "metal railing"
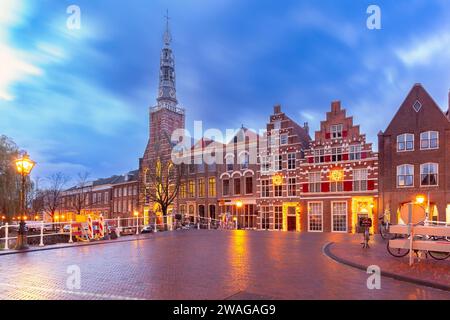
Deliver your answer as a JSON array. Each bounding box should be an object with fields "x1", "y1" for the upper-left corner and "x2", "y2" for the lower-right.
[{"x1": 0, "y1": 215, "x2": 243, "y2": 251}]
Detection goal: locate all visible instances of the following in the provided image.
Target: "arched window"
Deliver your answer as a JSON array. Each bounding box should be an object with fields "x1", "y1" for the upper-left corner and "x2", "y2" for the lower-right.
[
  {"x1": 420, "y1": 163, "x2": 438, "y2": 186},
  {"x1": 397, "y1": 164, "x2": 414, "y2": 187}
]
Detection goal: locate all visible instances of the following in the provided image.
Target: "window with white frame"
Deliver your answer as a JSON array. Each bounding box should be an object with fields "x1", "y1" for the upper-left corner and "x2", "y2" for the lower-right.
[
  {"x1": 240, "y1": 153, "x2": 249, "y2": 169},
  {"x1": 331, "y1": 147, "x2": 342, "y2": 162},
  {"x1": 330, "y1": 179, "x2": 343, "y2": 192},
  {"x1": 397, "y1": 164, "x2": 414, "y2": 187},
  {"x1": 397, "y1": 134, "x2": 414, "y2": 151},
  {"x1": 280, "y1": 134, "x2": 288, "y2": 145},
  {"x1": 261, "y1": 179, "x2": 270, "y2": 198},
  {"x1": 420, "y1": 131, "x2": 439, "y2": 150},
  {"x1": 274, "y1": 184, "x2": 282, "y2": 197},
  {"x1": 261, "y1": 156, "x2": 271, "y2": 174},
  {"x1": 288, "y1": 178, "x2": 296, "y2": 196},
  {"x1": 420, "y1": 163, "x2": 438, "y2": 186},
  {"x1": 332, "y1": 202, "x2": 347, "y2": 232},
  {"x1": 309, "y1": 172, "x2": 321, "y2": 193},
  {"x1": 349, "y1": 145, "x2": 362, "y2": 160},
  {"x1": 261, "y1": 206, "x2": 270, "y2": 230},
  {"x1": 353, "y1": 169, "x2": 368, "y2": 191},
  {"x1": 314, "y1": 148, "x2": 325, "y2": 163},
  {"x1": 308, "y1": 202, "x2": 323, "y2": 232},
  {"x1": 273, "y1": 121, "x2": 281, "y2": 130},
  {"x1": 274, "y1": 154, "x2": 282, "y2": 171},
  {"x1": 274, "y1": 206, "x2": 282, "y2": 230},
  {"x1": 331, "y1": 124, "x2": 343, "y2": 138},
  {"x1": 287, "y1": 153, "x2": 296, "y2": 170}
]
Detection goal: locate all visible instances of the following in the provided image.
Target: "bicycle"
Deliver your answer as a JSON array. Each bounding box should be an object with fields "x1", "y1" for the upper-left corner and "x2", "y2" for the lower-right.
[
  {"x1": 379, "y1": 215, "x2": 394, "y2": 240},
  {"x1": 387, "y1": 233, "x2": 450, "y2": 260}
]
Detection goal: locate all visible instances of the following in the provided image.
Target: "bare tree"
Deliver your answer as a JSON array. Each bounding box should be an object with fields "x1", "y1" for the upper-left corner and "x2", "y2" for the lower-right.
[
  {"x1": 40, "y1": 173, "x2": 70, "y2": 223},
  {"x1": 143, "y1": 134, "x2": 185, "y2": 225},
  {"x1": 67, "y1": 172, "x2": 93, "y2": 216}
]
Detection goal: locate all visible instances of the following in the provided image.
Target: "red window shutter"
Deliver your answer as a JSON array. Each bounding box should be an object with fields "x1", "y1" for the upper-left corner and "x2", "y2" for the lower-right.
[
  {"x1": 343, "y1": 131, "x2": 348, "y2": 137},
  {"x1": 302, "y1": 183, "x2": 309, "y2": 193},
  {"x1": 308, "y1": 157, "x2": 314, "y2": 164},
  {"x1": 325, "y1": 133, "x2": 331, "y2": 139},
  {"x1": 368, "y1": 180, "x2": 375, "y2": 190},
  {"x1": 361, "y1": 152, "x2": 367, "y2": 159},
  {"x1": 325, "y1": 155, "x2": 331, "y2": 162},
  {"x1": 321, "y1": 182, "x2": 330, "y2": 193},
  {"x1": 344, "y1": 181, "x2": 352, "y2": 191},
  {"x1": 342, "y1": 153, "x2": 349, "y2": 161}
]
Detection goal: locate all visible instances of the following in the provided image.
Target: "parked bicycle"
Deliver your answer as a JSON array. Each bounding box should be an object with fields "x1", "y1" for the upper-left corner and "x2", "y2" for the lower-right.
[{"x1": 379, "y1": 214, "x2": 394, "y2": 240}]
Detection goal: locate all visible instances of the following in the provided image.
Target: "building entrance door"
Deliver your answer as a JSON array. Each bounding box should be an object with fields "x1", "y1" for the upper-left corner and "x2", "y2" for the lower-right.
[{"x1": 287, "y1": 216, "x2": 296, "y2": 231}]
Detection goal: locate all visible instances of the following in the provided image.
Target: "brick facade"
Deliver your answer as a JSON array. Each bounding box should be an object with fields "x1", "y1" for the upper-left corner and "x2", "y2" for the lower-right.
[{"x1": 378, "y1": 84, "x2": 450, "y2": 224}]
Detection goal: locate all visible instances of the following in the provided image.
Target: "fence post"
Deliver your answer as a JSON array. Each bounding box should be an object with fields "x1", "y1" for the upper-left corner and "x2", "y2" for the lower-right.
[
  {"x1": 39, "y1": 221, "x2": 45, "y2": 247},
  {"x1": 136, "y1": 215, "x2": 139, "y2": 235},
  {"x1": 208, "y1": 218, "x2": 211, "y2": 230},
  {"x1": 4, "y1": 223, "x2": 9, "y2": 250},
  {"x1": 197, "y1": 222, "x2": 200, "y2": 230},
  {"x1": 117, "y1": 216, "x2": 121, "y2": 238},
  {"x1": 154, "y1": 219, "x2": 157, "y2": 233},
  {"x1": 69, "y1": 220, "x2": 74, "y2": 243}
]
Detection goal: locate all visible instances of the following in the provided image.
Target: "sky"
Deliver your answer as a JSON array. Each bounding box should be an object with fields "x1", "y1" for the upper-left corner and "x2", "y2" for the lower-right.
[{"x1": 1, "y1": 0, "x2": 450, "y2": 184}]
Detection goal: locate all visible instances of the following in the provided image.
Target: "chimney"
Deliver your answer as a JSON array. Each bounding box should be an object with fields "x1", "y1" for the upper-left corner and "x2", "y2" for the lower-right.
[
  {"x1": 331, "y1": 101, "x2": 341, "y2": 113},
  {"x1": 304, "y1": 122, "x2": 309, "y2": 135},
  {"x1": 274, "y1": 104, "x2": 281, "y2": 114}
]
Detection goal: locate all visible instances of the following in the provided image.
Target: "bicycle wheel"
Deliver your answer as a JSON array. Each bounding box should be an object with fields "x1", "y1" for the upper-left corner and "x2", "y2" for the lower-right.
[
  {"x1": 428, "y1": 251, "x2": 450, "y2": 260},
  {"x1": 387, "y1": 237, "x2": 410, "y2": 258}
]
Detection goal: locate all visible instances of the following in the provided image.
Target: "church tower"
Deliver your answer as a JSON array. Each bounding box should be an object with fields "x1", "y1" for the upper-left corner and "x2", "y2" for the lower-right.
[{"x1": 139, "y1": 12, "x2": 185, "y2": 222}]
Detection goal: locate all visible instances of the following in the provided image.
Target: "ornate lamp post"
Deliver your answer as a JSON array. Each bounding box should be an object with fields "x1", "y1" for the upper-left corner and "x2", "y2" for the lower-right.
[{"x1": 14, "y1": 152, "x2": 35, "y2": 250}]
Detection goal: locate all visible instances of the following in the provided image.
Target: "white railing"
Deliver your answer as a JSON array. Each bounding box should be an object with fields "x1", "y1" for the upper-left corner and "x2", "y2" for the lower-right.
[{"x1": 0, "y1": 215, "x2": 243, "y2": 251}]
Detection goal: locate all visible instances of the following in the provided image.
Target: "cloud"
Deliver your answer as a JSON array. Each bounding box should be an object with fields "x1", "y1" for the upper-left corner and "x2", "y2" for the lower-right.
[
  {"x1": 0, "y1": 0, "x2": 43, "y2": 101},
  {"x1": 396, "y1": 32, "x2": 450, "y2": 67}
]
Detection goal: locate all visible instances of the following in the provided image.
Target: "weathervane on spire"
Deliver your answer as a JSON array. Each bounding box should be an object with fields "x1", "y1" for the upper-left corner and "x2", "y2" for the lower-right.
[{"x1": 163, "y1": 9, "x2": 172, "y2": 46}]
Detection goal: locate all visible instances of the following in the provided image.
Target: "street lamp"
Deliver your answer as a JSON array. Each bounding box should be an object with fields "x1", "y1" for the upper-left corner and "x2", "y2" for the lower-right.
[{"x1": 14, "y1": 152, "x2": 35, "y2": 250}]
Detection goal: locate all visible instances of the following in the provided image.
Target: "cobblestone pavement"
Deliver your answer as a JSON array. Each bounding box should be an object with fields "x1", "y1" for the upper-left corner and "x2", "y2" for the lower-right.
[
  {"x1": 0, "y1": 230, "x2": 449, "y2": 300},
  {"x1": 327, "y1": 235, "x2": 450, "y2": 289}
]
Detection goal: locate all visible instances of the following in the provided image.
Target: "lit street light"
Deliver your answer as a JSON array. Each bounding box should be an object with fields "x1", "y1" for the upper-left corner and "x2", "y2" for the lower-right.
[{"x1": 14, "y1": 152, "x2": 36, "y2": 250}]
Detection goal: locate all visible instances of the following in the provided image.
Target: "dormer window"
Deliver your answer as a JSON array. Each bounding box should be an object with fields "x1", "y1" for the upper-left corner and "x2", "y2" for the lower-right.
[
  {"x1": 397, "y1": 134, "x2": 414, "y2": 152},
  {"x1": 331, "y1": 124, "x2": 343, "y2": 138}
]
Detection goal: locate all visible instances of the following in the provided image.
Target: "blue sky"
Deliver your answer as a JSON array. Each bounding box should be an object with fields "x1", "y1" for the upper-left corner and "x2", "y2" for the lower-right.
[{"x1": 1, "y1": 0, "x2": 450, "y2": 183}]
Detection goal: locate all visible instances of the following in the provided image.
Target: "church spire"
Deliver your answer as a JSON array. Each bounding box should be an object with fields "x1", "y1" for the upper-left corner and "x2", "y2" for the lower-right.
[{"x1": 156, "y1": 10, "x2": 177, "y2": 108}]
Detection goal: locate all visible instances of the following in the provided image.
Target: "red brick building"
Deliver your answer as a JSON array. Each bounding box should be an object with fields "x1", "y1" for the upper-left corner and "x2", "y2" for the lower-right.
[
  {"x1": 299, "y1": 101, "x2": 378, "y2": 233},
  {"x1": 378, "y1": 84, "x2": 450, "y2": 224},
  {"x1": 256, "y1": 105, "x2": 311, "y2": 231}
]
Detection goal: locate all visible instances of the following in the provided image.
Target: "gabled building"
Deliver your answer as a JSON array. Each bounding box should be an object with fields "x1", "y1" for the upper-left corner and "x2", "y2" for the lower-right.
[
  {"x1": 299, "y1": 101, "x2": 378, "y2": 233},
  {"x1": 378, "y1": 84, "x2": 450, "y2": 224},
  {"x1": 256, "y1": 105, "x2": 311, "y2": 231}
]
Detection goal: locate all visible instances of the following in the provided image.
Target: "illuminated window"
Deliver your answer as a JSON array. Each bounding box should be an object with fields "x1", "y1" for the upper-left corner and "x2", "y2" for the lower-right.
[
  {"x1": 420, "y1": 163, "x2": 438, "y2": 186},
  {"x1": 308, "y1": 202, "x2": 323, "y2": 232},
  {"x1": 188, "y1": 180, "x2": 195, "y2": 197},
  {"x1": 397, "y1": 134, "x2": 414, "y2": 151},
  {"x1": 208, "y1": 177, "x2": 216, "y2": 197},
  {"x1": 180, "y1": 183, "x2": 186, "y2": 199},
  {"x1": 420, "y1": 131, "x2": 439, "y2": 150},
  {"x1": 198, "y1": 179, "x2": 205, "y2": 197},
  {"x1": 274, "y1": 206, "x2": 282, "y2": 230},
  {"x1": 332, "y1": 202, "x2": 347, "y2": 232}
]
